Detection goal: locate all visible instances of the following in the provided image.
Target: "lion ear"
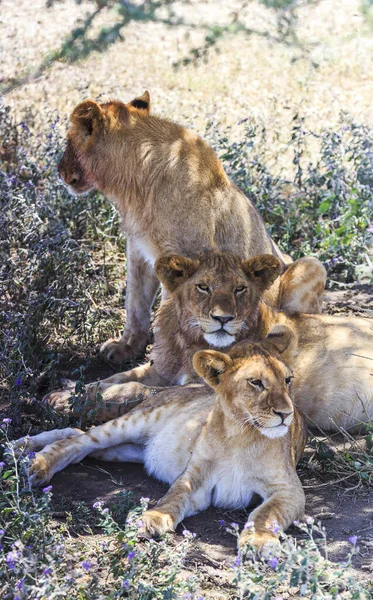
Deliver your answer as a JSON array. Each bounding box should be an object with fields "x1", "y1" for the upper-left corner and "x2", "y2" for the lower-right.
[
  {"x1": 265, "y1": 325, "x2": 298, "y2": 363},
  {"x1": 129, "y1": 91, "x2": 150, "y2": 113},
  {"x1": 71, "y1": 100, "x2": 104, "y2": 136},
  {"x1": 155, "y1": 255, "x2": 200, "y2": 293},
  {"x1": 241, "y1": 255, "x2": 282, "y2": 291},
  {"x1": 193, "y1": 350, "x2": 233, "y2": 388}
]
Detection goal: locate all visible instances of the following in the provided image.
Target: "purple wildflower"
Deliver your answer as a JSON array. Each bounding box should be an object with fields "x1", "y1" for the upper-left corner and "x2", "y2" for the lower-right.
[
  {"x1": 92, "y1": 501, "x2": 102, "y2": 509},
  {"x1": 127, "y1": 551, "x2": 136, "y2": 560},
  {"x1": 15, "y1": 379, "x2": 22, "y2": 386},
  {"x1": 122, "y1": 580, "x2": 130, "y2": 589},
  {"x1": 270, "y1": 522, "x2": 281, "y2": 534},
  {"x1": 28, "y1": 452, "x2": 36, "y2": 459},
  {"x1": 0, "y1": 462, "x2": 5, "y2": 470},
  {"x1": 230, "y1": 522, "x2": 239, "y2": 529},
  {"x1": 0, "y1": 529, "x2": 4, "y2": 536},
  {"x1": 16, "y1": 577, "x2": 25, "y2": 590},
  {"x1": 42, "y1": 486, "x2": 53, "y2": 494},
  {"x1": 6, "y1": 549, "x2": 20, "y2": 569},
  {"x1": 233, "y1": 556, "x2": 241, "y2": 567},
  {"x1": 43, "y1": 567, "x2": 52, "y2": 575},
  {"x1": 219, "y1": 519, "x2": 226, "y2": 526},
  {"x1": 182, "y1": 529, "x2": 193, "y2": 537},
  {"x1": 3, "y1": 418, "x2": 11, "y2": 424},
  {"x1": 269, "y1": 557, "x2": 279, "y2": 569},
  {"x1": 244, "y1": 520, "x2": 254, "y2": 530},
  {"x1": 348, "y1": 535, "x2": 358, "y2": 545},
  {"x1": 81, "y1": 560, "x2": 92, "y2": 571}
]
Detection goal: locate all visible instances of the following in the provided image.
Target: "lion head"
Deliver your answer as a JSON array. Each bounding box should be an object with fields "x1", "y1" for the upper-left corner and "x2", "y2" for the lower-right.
[
  {"x1": 58, "y1": 91, "x2": 151, "y2": 195},
  {"x1": 155, "y1": 252, "x2": 282, "y2": 349},
  {"x1": 193, "y1": 325, "x2": 297, "y2": 439}
]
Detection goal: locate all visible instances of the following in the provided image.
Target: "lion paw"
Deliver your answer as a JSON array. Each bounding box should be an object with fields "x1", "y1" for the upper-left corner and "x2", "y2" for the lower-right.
[
  {"x1": 140, "y1": 509, "x2": 175, "y2": 538},
  {"x1": 29, "y1": 454, "x2": 54, "y2": 487},
  {"x1": 238, "y1": 529, "x2": 280, "y2": 558},
  {"x1": 43, "y1": 379, "x2": 75, "y2": 414},
  {"x1": 100, "y1": 334, "x2": 149, "y2": 364},
  {"x1": 43, "y1": 389, "x2": 74, "y2": 414}
]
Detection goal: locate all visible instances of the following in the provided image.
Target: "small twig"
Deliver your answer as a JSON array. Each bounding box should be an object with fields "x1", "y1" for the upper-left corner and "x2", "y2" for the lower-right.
[
  {"x1": 303, "y1": 472, "x2": 357, "y2": 489},
  {"x1": 349, "y1": 353, "x2": 373, "y2": 361}
]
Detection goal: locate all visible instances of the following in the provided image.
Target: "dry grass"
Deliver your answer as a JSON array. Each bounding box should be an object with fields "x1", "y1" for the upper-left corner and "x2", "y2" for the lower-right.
[{"x1": 2, "y1": 0, "x2": 373, "y2": 145}]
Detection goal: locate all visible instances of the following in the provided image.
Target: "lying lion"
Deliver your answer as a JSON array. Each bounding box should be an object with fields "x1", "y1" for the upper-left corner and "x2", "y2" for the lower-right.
[
  {"x1": 58, "y1": 91, "x2": 325, "y2": 363},
  {"x1": 47, "y1": 251, "x2": 373, "y2": 432},
  {"x1": 13, "y1": 328, "x2": 306, "y2": 554}
]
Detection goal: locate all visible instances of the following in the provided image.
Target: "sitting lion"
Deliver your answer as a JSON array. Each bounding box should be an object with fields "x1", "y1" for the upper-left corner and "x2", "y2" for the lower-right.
[
  {"x1": 58, "y1": 91, "x2": 325, "y2": 363},
  {"x1": 13, "y1": 328, "x2": 307, "y2": 554},
  {"x1": 47, "y1": 251, "x2": 373, "y2": 432}
]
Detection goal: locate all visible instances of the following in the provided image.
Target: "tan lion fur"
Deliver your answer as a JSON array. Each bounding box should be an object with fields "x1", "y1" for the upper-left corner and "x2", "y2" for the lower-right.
[
  {"x1": 58, "y1": 91, "x2": 325, "y2": 363},
  {"x1": 14, "y1": 330, "x2": 306, "y2": 554},
  {"x1": 47, "y1": 251, "x2": 373, "y2": 432},
  {"x1": 45, "y1": 252, "x2": 326, "y2": 421}
]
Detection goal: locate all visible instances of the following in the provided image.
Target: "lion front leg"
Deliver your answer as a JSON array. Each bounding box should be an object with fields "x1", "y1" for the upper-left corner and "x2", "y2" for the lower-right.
[
  {"x1": 279, "y1": 256, "x2": 326, "y2": 314},
  {"x1": 141, "y1": 463, "x2": 211, "y2": 538},
  {"x1": 101, "y1": 236, "x2": 160, "y2": 364},
  {"x1": 238, "y1": 480, "x2": 305, "y2": 557},
  {"x1": 44, "y1": 362, "x2": 168, "y2": 422}
]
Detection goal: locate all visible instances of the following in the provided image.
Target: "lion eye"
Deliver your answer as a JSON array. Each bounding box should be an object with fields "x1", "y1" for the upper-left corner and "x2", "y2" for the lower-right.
[
  {"x1": 196, "y1": 284, "x2": 210, "y2": 294},
  {"x1": 249, "y1": 379, "x2": 265, "y2": 391},
  {"x1": 285, "y1": 376, "x2": 294, "y2": 386},
  {"x1": 235, "y1": 286, "x2": 246, "y2": 295}
]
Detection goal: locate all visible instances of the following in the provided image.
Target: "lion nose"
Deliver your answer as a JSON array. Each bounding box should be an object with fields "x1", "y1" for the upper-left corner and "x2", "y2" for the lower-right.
[
  {"x1": 210, "y1": 313, "x2": 234, "y2": 326},
  {"x1": 66, "y1": 173, "x2": 80, "y2": 186},
  {"x1": 273, "y1": 409, "x2": 293, "y2": 422}
]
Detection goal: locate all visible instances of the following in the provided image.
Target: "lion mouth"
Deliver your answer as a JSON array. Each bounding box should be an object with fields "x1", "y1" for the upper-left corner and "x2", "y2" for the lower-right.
[
  {"x1": 260, "y1": 424, "x2": 289, "y2": 439},
  {"x1": 65, "y1": 182, "x2": 93, "y2": 196},
  {"x1": 210, "y1": 327, "x2": 230, "y2": 335},
  {"x1": 203, "y1": 329, "x2": 236, "y2": 349},
  {"x1": 248, "y1": 418, "x2": 290, "y2": 439}
]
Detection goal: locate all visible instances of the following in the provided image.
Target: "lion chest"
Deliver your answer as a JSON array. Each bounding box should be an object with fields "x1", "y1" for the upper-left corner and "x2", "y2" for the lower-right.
[
  {"x1": 210, "y1": 449, "x2": 265, "y2": 509},
  {"x1": 143, "y1": 408, "x2": 209, "y2": 484},
  {"x1": 133, "y1": 234, "x2": 158, "y2": 266}
]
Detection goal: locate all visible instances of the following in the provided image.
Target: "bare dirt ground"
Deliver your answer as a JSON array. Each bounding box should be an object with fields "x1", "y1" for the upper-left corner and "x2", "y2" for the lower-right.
[{"x1": 2, "y1": 0, "x2": 373, "y2": 593}]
